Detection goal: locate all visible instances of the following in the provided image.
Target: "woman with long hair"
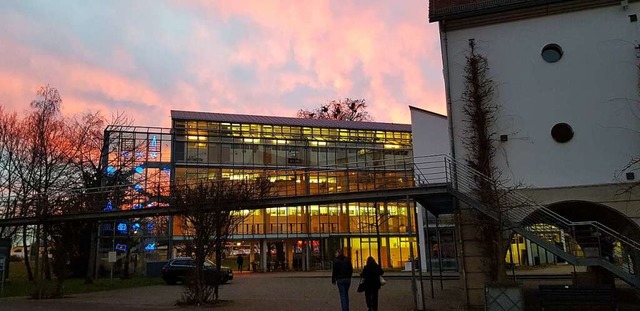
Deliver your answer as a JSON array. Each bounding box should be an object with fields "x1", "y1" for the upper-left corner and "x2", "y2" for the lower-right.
[{"x1": 360, "y1": 256, "x2": 384, "y2": 311}]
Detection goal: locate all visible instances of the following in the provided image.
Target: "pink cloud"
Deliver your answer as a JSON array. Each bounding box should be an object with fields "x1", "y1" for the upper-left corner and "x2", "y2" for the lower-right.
[
  {"x1": 177, "y1": 0, "x2": 446, "y2": 120},
  {"x1": 0, "y1": 41, "x2": 166, "y2": 123},
  {"x1": 0, "y1": 1, "x2": 445, "y2": 128}
]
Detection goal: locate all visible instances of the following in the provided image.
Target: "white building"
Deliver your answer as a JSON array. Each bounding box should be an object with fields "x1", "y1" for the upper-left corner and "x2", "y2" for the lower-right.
[
  {"x1": 429, "y1": 0, "x2": 640, "y2": 305},
  {"x1": 431, "y1": 0, "x2": 640, "y2": 237}
]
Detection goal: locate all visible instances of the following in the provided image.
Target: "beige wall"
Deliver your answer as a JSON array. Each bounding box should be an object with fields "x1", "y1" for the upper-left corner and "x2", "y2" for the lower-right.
[{"x1": 519, "y1": 183, "x2": 640, "y2": 228}]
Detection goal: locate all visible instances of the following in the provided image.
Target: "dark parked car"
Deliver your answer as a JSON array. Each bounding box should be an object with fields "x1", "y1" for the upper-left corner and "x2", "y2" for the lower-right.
[{"x1": 162, "y1": 257, "x2": 233, "y2": 285}]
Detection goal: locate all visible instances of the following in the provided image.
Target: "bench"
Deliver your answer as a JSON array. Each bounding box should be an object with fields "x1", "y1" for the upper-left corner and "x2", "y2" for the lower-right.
[{"x1": 539, "y1": 285, "x2": 616, "y2": 311}]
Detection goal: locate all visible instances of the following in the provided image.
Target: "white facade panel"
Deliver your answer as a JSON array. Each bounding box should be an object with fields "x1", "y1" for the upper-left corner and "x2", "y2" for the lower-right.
[
  {"x1": 410, "y1": 107, "x2": 450, "y2": 158},
  {"x1": 409, "y1": 106, "x2": 449, "y2": 271},
  {"x1": 443, "y1": 4, "x2": 640, "y2": 188}
]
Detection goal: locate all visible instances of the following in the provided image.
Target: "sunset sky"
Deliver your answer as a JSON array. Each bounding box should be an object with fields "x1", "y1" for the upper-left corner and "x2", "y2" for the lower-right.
[{"x1": 0, "y1": 0, "x2": 445, "y2": 127}]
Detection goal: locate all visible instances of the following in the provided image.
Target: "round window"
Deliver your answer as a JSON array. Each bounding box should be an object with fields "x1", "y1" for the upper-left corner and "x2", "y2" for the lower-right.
[
  {"x1": 541, "y1": 44, "x2": 563, "y2": 63},
  {"x1": 551, "y1": 123, "x2": 573, "y2": 143}
]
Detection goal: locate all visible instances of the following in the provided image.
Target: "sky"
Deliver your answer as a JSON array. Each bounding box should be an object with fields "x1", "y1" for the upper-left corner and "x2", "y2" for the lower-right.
[{"x1": 0, "y1": 0, "x2": 445, "y2": 127}]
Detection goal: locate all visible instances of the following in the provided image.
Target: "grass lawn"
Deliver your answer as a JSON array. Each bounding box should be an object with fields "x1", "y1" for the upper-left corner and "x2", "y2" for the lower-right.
[{"x1": 0, "y1": 261, "x2": 164, "y2": 298}]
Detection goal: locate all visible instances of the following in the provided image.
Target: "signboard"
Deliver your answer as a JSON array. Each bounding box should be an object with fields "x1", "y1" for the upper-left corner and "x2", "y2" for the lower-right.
[
  {"x1": 115, "y1": 244, "x2": 127, "y2": 252},
  {"x1": 108, "y1": 251, "x2": 117, "y2": 263}
]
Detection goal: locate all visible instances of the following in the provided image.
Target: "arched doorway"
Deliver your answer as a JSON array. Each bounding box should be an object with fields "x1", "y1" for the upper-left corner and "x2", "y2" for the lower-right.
[
  {"x1": 511, "y1": 200, "x2": 640, "y2": 278},
  {"x1": 546, "y1": 200, "x2": 640, "y2": 242}
]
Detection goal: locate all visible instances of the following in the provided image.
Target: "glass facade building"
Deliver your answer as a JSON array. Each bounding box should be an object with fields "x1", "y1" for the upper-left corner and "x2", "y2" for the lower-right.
[{"x1": 101, "y1": 111, "x2": 422, "y2": 271}]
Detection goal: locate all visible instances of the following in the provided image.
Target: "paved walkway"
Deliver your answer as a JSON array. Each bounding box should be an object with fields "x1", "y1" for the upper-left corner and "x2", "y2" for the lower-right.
[
  {"x1": 1, "y1": 266, "x2": 636, "y2": 310},
  {"x1": 0, "y1": 271, "x2": 464, "y2": 311}
]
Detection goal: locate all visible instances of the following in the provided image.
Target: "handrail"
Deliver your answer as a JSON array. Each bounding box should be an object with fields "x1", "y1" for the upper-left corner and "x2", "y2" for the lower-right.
[
  {"x1": 436, "y1": 154, "x2": 639, "y2": 281},
  {"x1": 441, "y1": 156, "x2": 640, "y2": 251}
]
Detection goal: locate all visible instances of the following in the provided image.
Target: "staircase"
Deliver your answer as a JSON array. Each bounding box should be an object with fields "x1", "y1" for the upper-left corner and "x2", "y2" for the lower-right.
[{"x1": 412, "y1": 155, "x2": 640, "y2": 287}]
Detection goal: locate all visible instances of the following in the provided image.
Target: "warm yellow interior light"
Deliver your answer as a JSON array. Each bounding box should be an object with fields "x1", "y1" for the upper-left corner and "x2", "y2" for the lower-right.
[
  {"x1": 187, "y1": 135, "x2": 207, "y2": 141},
  {"x1": 310, "y1": 141, "x2": 327, "y2": 146}
]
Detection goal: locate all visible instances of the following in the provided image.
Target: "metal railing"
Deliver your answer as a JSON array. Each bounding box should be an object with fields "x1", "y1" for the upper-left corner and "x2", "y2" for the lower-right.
[{"x1": 434, "y1": 155, "x2": 639, "y2": 285}]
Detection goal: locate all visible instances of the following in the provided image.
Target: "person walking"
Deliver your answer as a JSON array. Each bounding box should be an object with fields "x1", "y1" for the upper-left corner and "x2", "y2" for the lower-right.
[
  {"x1": 360, "y1": 256, "x2": 384, "y2": 311},
  {"x1": 237, "y1": 254, "x2": 244, "y2": 273},
  {"x1": 332, "y1": 250, "x2": 353, "y2": 311}
]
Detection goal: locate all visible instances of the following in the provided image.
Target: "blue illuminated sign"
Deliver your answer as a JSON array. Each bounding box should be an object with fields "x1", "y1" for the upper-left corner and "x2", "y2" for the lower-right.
[
  {"x1": 132, "y1": 203, "x2": 143, "y2": 210},
  {"x1": 104, "y1": 200, "x2": 114, "y2": 211},
  {"x1": 150, "y1": 136, "x2": 158, "y2": 159},
  {"x1": 132, "y1": 223, "x2": 141, "y2": 232},
  {"x1": 115, "y1": 244, "x2": 127, "y2": 252},
  {"x1": 106, "y1": 166, "x2": 116, "y2": 175},
  {"x1": 134, "y1": 184, "x2": 143, "y2": 192},
  {"x1": 135, "y1": 151, "x2": 144, "y2": 159},
  {"x1": 117, "y1": 223, "x2": 127, "y2": 233},
  {"x1": 144, "y1": 243, "x2": 157, "y2": 251},
  {"x1": 146, "y1": 222, "x2": 155, "y2": 231},
  {"x1": 134, "y1": 165, "x2": 144, "y2": 174}
]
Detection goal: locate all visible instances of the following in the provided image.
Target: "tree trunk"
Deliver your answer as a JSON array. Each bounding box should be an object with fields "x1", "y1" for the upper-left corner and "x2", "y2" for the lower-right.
[
  {"x1": 495, "y1": 229, "x2": 508, "y2": 283},
  {"x1": 33, "y1": 224, "x2": 41, "y2": 282},
  {"x1": 85, "y1": 223, "x2": 97, "y2": 284},
  {"x1": 43, "y1": 223, "x2": 52, "y2": 280},
  {"x1": 214, "y1": 227, "x2": 222, "y2": 301},
  {"x1": 22, "y1": 225, "x2": 33, "y2": 281},
  {"x1": 195, "y1": 249, "x2": 205, "y2": 305},
  {"x1": 122, "y1": 244, "x2": 131, "y2": 279}
]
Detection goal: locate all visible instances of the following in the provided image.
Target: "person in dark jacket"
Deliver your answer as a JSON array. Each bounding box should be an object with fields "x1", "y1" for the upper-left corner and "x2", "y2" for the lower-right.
[
  {"x1": 360, "y1": 256, "x2": 384, "y2": 311},
  {"x1": 236, "y1": 254, "x2": 244, "y2": 273},
  {"x1": 332, "y1": 250, "x2": 353, "y2": 311}
]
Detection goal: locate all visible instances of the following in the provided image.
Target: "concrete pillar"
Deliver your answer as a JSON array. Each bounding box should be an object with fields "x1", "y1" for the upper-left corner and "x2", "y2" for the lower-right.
[
  {"x1": 416, "y1": 202, "x2": 428, "y2": 272},
  {"x1": 458, "y1": 207, "x2": 492, "y2": 309},
  {"x1": 261, "y1": 239, "x2": 268, "y2": 272},
  {"x1": 305, "y1": 240, "x2": 311, "y2": 271},
  {"x1": 283, "y1": 241, "x2": 289, "y2": 271},
  {"x1": 249, "y1": 240, "x2": 255, "y2": 271}
]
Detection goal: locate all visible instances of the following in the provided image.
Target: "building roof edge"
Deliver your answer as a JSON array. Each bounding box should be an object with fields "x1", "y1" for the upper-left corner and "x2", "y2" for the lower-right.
[
  {"x1": 170, "y1": 110, "x2": 412, "y2": 132},
  {"x1": 409, "y1": 106, "x2": 447, "y2": 119},
  {"x1": 430, "y1": 0, "x2": 580, "y2": 22}
]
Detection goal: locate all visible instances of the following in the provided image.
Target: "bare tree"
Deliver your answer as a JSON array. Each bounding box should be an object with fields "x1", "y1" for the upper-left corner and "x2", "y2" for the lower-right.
[
  {"x1": 0, "y1": 107, "x2": 21, "y2": 238},
  {"x1": 171, "y1": 178, "x2": 272, "y2": 305},
  {"x1": 0, "y1": 88, "x2": 138, "y2": 291},
  {"x1": 67, "y1": 112, "x2": 134, "y2": 283},
  {"x1": 297, "y1": 98, "x2": 372, "y2": 121},
  {"x1": 8, "y1": 86, "x2": 91, "y2": 296},
  {"x1": 0, "y1": 106, "x2": 37, "y2": 280}
]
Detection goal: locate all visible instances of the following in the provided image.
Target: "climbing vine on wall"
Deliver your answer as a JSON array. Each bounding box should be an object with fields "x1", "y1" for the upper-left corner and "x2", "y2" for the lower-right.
[
  {"x1": 462, "y1": 39, "x2": 497, "y2": 184},
  {"x1": 461, "y1": 39, "x2": 511, "y2": 282}
]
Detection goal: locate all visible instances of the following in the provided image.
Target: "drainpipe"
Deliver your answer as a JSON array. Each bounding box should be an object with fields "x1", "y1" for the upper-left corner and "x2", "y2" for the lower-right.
[
  {"x1": 441, "y1": 23, "x2": 456, "y2": 162},
  {"x1": 440, "y1": 20, "x2": 469, "y2": 308}
]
